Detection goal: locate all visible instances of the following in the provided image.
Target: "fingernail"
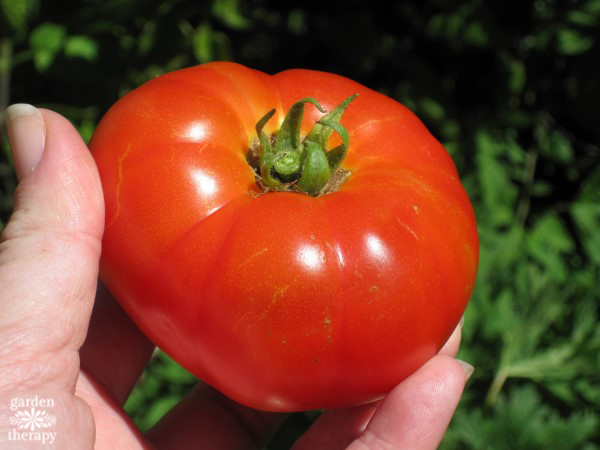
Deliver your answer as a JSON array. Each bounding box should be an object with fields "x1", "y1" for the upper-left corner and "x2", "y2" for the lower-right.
[
  {"x1": 5, "y1": 104, "x2": 46, "y2": 180},
  {"x1": 456, "y1": 359, "x2": 474, "y2": 381},
  {"x1": 459, "y1": 315, "x2": 465, "y2": 328}
]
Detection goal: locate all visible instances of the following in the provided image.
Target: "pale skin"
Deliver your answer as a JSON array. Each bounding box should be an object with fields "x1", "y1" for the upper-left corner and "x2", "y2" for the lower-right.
[{"x1": 0, "y1": 105, "x2": 473, "y2": 449}]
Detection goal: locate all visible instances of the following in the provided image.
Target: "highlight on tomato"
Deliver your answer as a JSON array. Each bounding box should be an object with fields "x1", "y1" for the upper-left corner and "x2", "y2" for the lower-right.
[{"x1": 90, "y1": 62, "x2": 479, "y2": 412}]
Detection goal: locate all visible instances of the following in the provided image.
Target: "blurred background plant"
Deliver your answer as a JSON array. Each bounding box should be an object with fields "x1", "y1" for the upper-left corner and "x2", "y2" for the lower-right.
[{"x1": 1, "y1": 0, "x2": 599, "y2": 448}]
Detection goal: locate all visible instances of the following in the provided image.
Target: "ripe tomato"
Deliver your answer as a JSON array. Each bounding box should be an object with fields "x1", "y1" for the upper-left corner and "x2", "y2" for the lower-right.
[{"x1": 90, "y1": 62, "x2": 478, "y2": 412}]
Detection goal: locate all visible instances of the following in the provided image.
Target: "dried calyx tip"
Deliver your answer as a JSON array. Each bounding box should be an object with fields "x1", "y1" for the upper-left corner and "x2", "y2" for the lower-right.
[{"x1": 253, "y1": 94, "x2": 358, "y2": 196}]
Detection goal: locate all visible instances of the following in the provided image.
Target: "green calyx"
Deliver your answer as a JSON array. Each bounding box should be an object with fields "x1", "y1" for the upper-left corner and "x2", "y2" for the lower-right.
[{"x1": 254, "y1": 94, "x2": 357, "y2": 196}]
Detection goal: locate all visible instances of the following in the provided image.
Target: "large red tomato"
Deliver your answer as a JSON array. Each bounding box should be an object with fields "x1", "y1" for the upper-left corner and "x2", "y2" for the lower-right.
[{"x1": 90, "y1": 62, "x2": 478, "y2": 412}]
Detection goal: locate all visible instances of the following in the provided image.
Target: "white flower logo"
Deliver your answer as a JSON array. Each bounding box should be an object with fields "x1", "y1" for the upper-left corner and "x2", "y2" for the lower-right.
[{"x1": 8, "y1": 408, "x2": 56, "y2": 430}]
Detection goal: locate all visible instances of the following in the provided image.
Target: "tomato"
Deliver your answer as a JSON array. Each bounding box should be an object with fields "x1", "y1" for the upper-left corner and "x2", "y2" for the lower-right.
[{"x1": 90, "y1": 62, "x2": 479, "y2": 412}]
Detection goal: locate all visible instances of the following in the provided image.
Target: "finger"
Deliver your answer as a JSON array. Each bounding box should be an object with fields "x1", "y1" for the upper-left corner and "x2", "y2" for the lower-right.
[
  {"x1": 291, "y1": 403, "x2": 378, "y2": 450},
  {"x1": 75, "y1": 370, "x2": 152, "y2": 449},
  {"x1": 293, "y1": 318, "x2": 464, "y2": 450},
  {"x1": 294, "y1": 355, "x2": 471, "y2": 450},
  {"x1": 80, "y1": 283, "x2": 155, "y2": 405},
  {"x1": 438, "y1": 322, "x2": 462, "y2": 357},
  {"x1": 0, "y1": 106, "x2": 104, "y2": 392},
  {"x1": 146, "y1": 383, "x2": 284, "y2": 450},
  {"x1": 4, "y1": 104, "x2": 46, "y2": 179},
  {"x1": 347, "y1": 355, "x2": 470, "y2": 450}
]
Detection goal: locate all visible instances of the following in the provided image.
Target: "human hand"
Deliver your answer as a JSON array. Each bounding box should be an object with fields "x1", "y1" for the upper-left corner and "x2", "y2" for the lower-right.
[{"x1": 0, "y1": 105, "x2": 472, "y2": 449}]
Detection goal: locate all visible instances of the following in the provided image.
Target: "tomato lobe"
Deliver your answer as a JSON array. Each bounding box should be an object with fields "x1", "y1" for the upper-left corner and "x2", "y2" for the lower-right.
[{"x1": 90, "y1": 62, "x2": 479, "y2": 412}]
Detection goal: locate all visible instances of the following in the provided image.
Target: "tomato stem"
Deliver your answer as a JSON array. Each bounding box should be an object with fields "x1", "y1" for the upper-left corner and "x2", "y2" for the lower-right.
[{"x1": 254, "y1": 94, "x2": 357, "y2": 196}]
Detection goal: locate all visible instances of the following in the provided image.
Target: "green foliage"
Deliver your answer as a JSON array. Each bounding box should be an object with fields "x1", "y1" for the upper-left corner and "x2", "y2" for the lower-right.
[
  {"x1": 1, "y1": 0, "x2": 599, "y2": 448},
  {"x1": 446, "y1": 385, "x2": 598, "y2": 450},
  {"x1": 64, "y1": 35, "x2": 99, "y2": 62},
  {"x1": 124, "y1": 351, "x2": 196, "y2": 431},
  {"x1": 0, "y1": 0, "x2": 39, "y2": 35},
  {"x1": 29, "y1": 22, "x2": 66, "y2": 71}
]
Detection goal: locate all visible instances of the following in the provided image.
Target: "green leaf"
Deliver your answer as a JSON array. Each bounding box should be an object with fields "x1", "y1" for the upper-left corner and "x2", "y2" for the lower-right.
[
  {"x1": 419, "y1": 97, "x2": 445, "y2": 121},
  {"x1": 77, "y1": 118, "x2": 95, "y2": 144},
  {"x1": 508, "y1": 59, "x2": 526, "y2": 94},
  {"x1": 532, "y1": 180, "x2": 552, "y2": 197},
  {"x1": 568, "y1": 0, "x2": 600, "y2": 26},
  {"x1": 483, "y1": 288, "x2": 518, "y2": 340},
  {"x1": 193, "y1": 23, "x2": 211, "y2": 62},
  {"x1": 426, "y1": 14, "x2": 445, "y2": 37},
  {"x1": 64, "y1": 35, "x2": 98, "y2": 62},
  {"x1": 571, "y1": 202, "x2": 600, "y2": 264},
  {"x1": 137, "y1": 395, "x2": 180, "y2": 430},
  {"x1": 0, "y1": 0, "x2": 38, "y2": 32},
  {"x1": 529, "y1": 214, "x2": 573, "y2": 253},
  {"x1": 122, "y1": 383, "x2": 145, "y2": 414},
  {"x1": 29, "y1": 22, "x2": 66, "y2": 71},
  {"x1": 475, "y1": 130, "x2": 518, "y2": 226},
  {"x1": 288, "y1": 9, "x2": 307, "y2": 34},
  {"x1": 152, "y1": 352, "x2": 196, "y2": 384},
  {"x1": 445, "y1": 385, "x2": 599, "y2": 449},
  {"x1": 536, "y1": 128, "x2": 573, "y2": 163},
  {"x1": 568, "y1": 10, "x2": 598, "y2": 26},
  {"x1": 505, "y1": 343, "x2": 581, "y2": 380},
  {"x1": 570, "y1": 163, "x2": 600, "y2": 267},
  {"x1": 137, "y1": 371, "x2": 161, "y2": 398},
  {"x1": 526, "y1": 215, "x2": 573, "y2": 281},
  {"x1": 137, "y1": 20, "x2": 156, "y2": 57},
  {"x1": 464, "y1": 21, "x2": 488, "y2": 47},
  {"x1": 557, "y1": 28, "x2": 593, "y2": 55},
  {"x1": 505, "y1": 136, "x2": 525, "y2": 164},
  {"x1": 541, "y1": 412, "x2": 599, "y2": 449},
  {"x1": 212, "y1": 0, "x2": 250, "y2": 30},
  {"x1": 575, "y1": 164, "x2": 600, "y2": 203}
]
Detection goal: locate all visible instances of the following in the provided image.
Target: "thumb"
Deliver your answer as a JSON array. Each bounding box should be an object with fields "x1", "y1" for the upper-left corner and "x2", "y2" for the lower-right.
[{"x1": 0, "y1": 104, "x2": 104, "y2": 392}]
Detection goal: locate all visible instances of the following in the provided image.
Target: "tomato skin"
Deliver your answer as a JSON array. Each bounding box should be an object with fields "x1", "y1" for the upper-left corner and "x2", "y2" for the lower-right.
[{"x1": 90, "y1": 62, "x2": 479, "y2": 412}]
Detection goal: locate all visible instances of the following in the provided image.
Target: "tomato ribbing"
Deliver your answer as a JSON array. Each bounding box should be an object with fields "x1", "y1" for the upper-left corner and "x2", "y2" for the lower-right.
[{"x1": 90, "y1": 62, "x2": 479, "y2": 412}]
